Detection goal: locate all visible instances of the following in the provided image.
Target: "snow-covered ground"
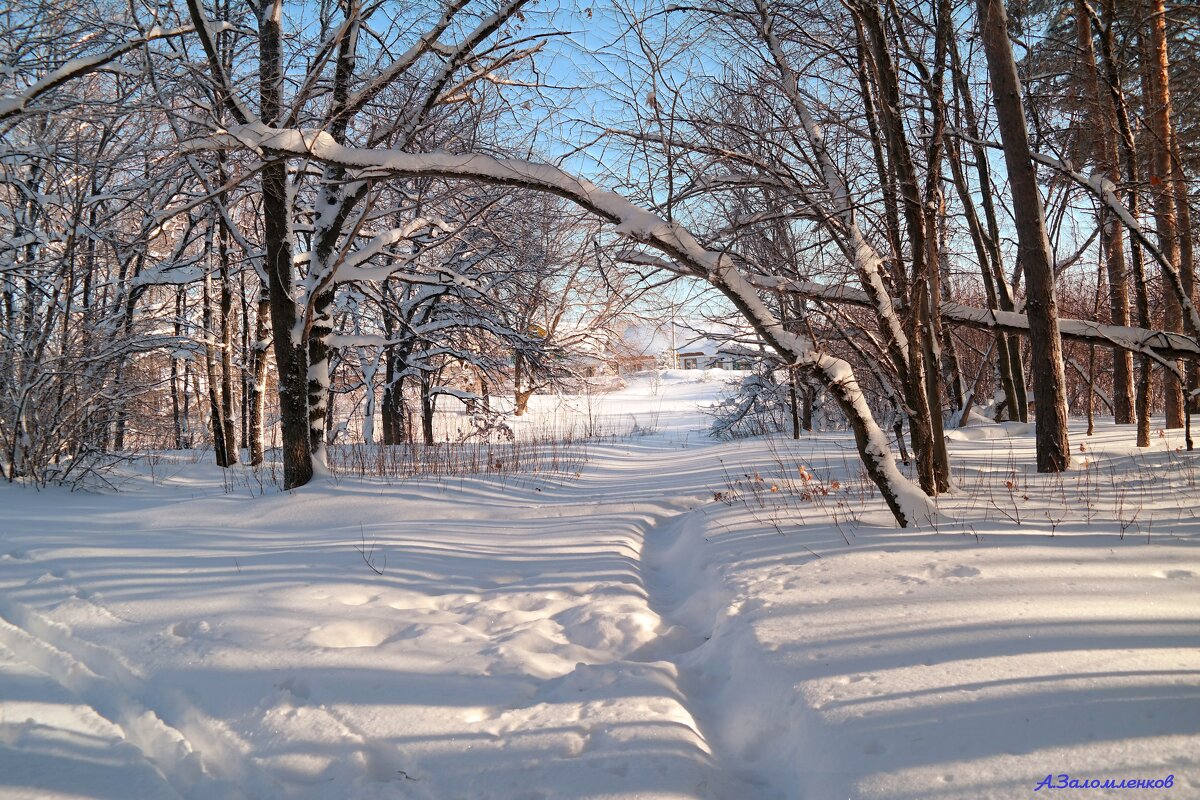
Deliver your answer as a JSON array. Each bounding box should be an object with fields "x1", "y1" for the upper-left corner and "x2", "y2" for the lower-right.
[{"x1": 1, "y1": 371, "x2": 1197, "y2": 799}]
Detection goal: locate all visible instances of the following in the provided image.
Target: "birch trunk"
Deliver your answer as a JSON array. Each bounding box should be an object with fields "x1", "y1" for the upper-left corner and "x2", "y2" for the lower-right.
[
  {"x1": 758, "y1": 0, "x2": 942, "y2": 495},
  {"x1": 217, "y1": 209, "x2": 239, "y2": 466},
  {"x1": 247, "y1": 290, "x2": 270, "y2": 466},
  {"x1": 853, "y1": 0, "x2": 950, "y2": 491}
]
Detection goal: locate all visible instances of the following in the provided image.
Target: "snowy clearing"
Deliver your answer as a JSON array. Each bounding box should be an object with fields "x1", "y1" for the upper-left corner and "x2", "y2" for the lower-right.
[{"x1": 1, "y1": 372, "x2": 1198, "y2": 800}]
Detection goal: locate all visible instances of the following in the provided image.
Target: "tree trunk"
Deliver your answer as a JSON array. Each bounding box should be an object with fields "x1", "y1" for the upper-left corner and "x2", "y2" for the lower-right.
[
  {"x1": 258, "y1": 1, "x2": 311, "y2": 489},
  {"x1": 513, "y1": 351, "x2": 534, "y2": 416},
  {"x1": 712, "y1": 265, "x2": 933, "y2": 527},
  {"x1": 306, "y1": 288, "x2": 335, "y2": 473},
  {"x1": 977, "y1": 0, "x2": 1071, "y2": 472},
  {"x1": 1090, "y1": 0, "x2": 1152, "y2": 444},
  {"x1": 239, "y1": 271, "x2": 250, "y2": 449},
  {"x1": 420, "y1": 375, "x2": 435, "y2": 446},
  {"x1": 217, "y1": 211, "x2": 239, "y2": 465},
  {"x1": 172, "y1": 287, "x2": 185, "y2": 449},
  {"x1": 945, "y1": 132, "x2": 1021, "y2": 420},
  {"x1": 948, "y1": 33, "x2": 1028, "y2": 423},
  {"x1": 854, "y1": 0, "x2": 950, "y2": 493},
  {"x1": 938, "y1": 235, "x2": 970, "y2": 425},
  {"x1": 1141, "y1": 0, "x2": 1185, "y2": 429},
  {"x1": 1074, "y1": 0, "x2": 1134, "y2": 424},
  {"x1": 262, "y1": 183, "x2": 311, "y2": 485},
  {"x1": 1174, "y1": 130, "x2": 1197, "y2": 417},
  {"x1": 382, "y1": 371, "x2": 407, "y2": 446},
  {"x1": 182, "y1": 348, "x2": 194, "y2": 449},
  {"x1": 779, "y1": 293, "x2": 802, "y2": 439},
  {"x1": 247, "y1": 290, "x2": 270, "y2": 465},
  {"x1": 202, "y1": 226, "x2": 235, "y2": 468}
]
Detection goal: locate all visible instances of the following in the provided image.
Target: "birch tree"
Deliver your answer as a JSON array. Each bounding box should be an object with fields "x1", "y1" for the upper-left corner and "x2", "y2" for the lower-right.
[{"x1": 185, "y1": 0, "x2": 543, "y2": 487}]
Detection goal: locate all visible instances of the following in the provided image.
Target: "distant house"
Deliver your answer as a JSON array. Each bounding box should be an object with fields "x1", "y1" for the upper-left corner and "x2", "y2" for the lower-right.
[
  {"x1": 598, "y1": 320, "x2": 760, "y2": 374},
  {"x1": 677, "y1": 350, "x2": 704, "y2": 370},
  {"x1": 675, "y1": 350, "x2": 754, "y2": 371},
  {"x1": 674, "y1": 335, "x2": 756, "y2": 370},
  {"x1": 571, "y1": 354, "x2": 606, "y2": 378},
  {"x1": 612, "y1": 353, "x2": 658, "y2": 374},
  {"x1": 603, "y1": 321, "x2": 674, "y2": 374}
]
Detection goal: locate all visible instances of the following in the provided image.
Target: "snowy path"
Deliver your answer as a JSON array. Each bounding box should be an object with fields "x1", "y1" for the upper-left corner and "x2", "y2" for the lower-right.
[
  {"x1": 0, "y1": 436, "x2": 779, "y2": 799},
  {"x1": 2, "y1": 376, "x2": 1200, "y2": 798}
]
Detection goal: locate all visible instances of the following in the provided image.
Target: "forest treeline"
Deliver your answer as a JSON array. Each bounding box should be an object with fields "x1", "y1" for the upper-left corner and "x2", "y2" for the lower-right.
[{"x1": 1, "y1": 0, "x2": 1196, "y2": 525}]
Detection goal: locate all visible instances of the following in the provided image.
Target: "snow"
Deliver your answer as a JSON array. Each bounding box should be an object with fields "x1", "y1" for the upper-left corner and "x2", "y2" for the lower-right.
[{"x1": 1, "y1": 372, "x2": 1198, "y2": 799}]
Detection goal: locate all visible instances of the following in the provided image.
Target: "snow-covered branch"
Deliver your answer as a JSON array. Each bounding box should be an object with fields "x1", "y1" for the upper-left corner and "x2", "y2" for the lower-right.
[
  {"x1": 957, "y1": 131, "x2": 1200, "y2": 339},
  {"x1": 0, "y1": 25, "x2": 205, "y2": 123},
  {"x1": 747, "y1": 275, "x2": 1200, "y2": 361},
  {"x1": 212, "y1": 122, "x2": 933, "y2": 526}
]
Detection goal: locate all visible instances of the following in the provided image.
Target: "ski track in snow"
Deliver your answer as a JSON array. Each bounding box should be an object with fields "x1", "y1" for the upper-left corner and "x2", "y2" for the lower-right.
[
  {"x1": 2, "y1": 372, "x2": 1200, "y2": 799},
  {"x1": 0, "y1": 570, "x2": 282, "y2": 800}
]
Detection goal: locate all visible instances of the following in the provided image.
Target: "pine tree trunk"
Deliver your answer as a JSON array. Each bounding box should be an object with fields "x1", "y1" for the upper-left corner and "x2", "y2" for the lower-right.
[
  {"x1": 1091, "y1": 0, "x2": 1153, "y2": 444},
  {"x1": 1141, "y1": 0, "x2": 1185, "y2": 429},
  {"x1": 1173, "y1": 130, "x2": 1197, "y2": 417},
  {"x1": 1075, "y1": 0, "x2": 1134, "y2": 424},
  {"x1": 977, "y1": 0, "x2": 1071, "y2": 472}
]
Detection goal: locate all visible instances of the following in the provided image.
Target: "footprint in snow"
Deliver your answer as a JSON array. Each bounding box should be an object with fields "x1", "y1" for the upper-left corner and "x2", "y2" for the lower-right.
[
  {"x1": 917, "y1": 563, "x2": 982, "y2": 580},
  {"x1": 172, "y1": 619, "x2": 211, "y2": 638},
  {"x1": 1154, "y1": 569, "x2": 1195, "y2": 580},
  {"x1": 276, "y1": 676, "x2": 311, "y2": 699}
]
